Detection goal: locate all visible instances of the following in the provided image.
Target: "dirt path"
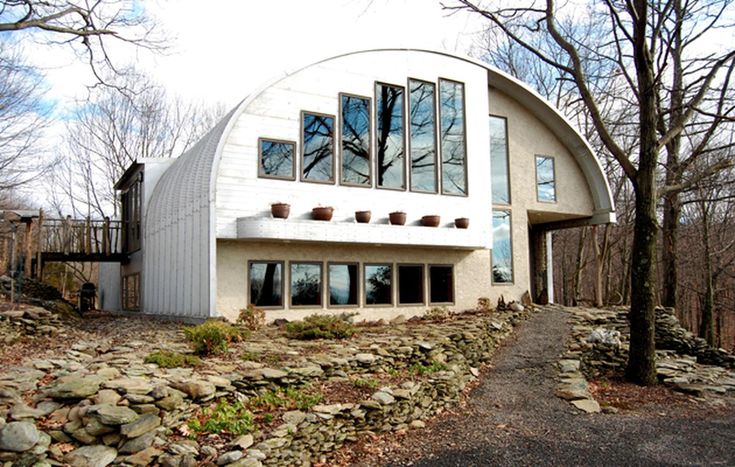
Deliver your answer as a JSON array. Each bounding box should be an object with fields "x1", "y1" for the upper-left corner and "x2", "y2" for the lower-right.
[{"x1": 347, "y1": 309, "x2": 735, "y2": 466}]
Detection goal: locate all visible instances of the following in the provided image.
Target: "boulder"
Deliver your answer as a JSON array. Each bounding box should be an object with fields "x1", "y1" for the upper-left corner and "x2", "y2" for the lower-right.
[
  {"x1": 90, "y1": 404, "x2": 139, "y2": 425},
  {"x1": 64, "y1": 445, "x2": 117, "y2": 467},
  {"x1": 0, "y1": 421, "x2": 40, "y2": 452},
  {"x1": 46, "y1": 376, "x2": 102, "y2": 399}
]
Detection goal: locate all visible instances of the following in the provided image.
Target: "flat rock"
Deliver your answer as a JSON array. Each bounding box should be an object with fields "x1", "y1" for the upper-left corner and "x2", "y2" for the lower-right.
[
  {"x1": 120, "y1": 413, "x2": 162, "y2": 438},
  {"x1": 104, "y1": 377, "x2": 153, "y2": 395},
  {"x1": 119, "y1": 430, "x2": 156, "y2": 454},
  {"x1": 46, "y1": 376, "x2": 102, "y2": 399},
  {"x1": 231, "y1": 434, "x2": 254, "y2": 450},
  {"x1": 64, "y1": 445, "x2": 117, "y2": 467},
  {"x1": 9, "y1": 402, "x2": 46, "y2": 420},
  {"x1": 172, "y1": 380, "x2": 216, "y2": 399},
  {"x1": 371, "y1": 391, "x2": 395, "y2": 405},
  {"x1": 0, "y1": 421, "x2": 40, "y2": 452},
  {"x1": 124, "y1": 447, "x2": 163, "y2": 466},
  {"x1": 90, "y1": 404, "x2": 139, "y2": 425},
  {"x1": 571, "y1": 399, "x2": 601, "y2": 413},
  {"x1": 258, "y1": 368, "x2": 288, "y2": 379},
  {"x1": 217, "y1": 450, "x2": 244, "y2": 465}
]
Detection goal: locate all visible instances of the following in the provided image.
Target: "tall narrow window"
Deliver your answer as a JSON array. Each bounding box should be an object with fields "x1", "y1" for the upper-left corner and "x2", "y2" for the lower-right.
[
  {"x1": 122, "y1": 273, "x2": 140, "y2": 311},
  {"x1": 249, "y1": 261, "x2": 284, "y2": 307},
  {"x1": 408, "y1": 79, "x2": 437, "y2": 193},
  {"x1": 328, "y1": 263, "x2": 359, "y2": 306},
  {"x1": 258, "y1": 138, "x2": 295, "y2": 180},
  {"x1": 340, "y1": 94, "x2": 371, "y2": 186},
  {"x1": 398, "y1": 264, "x2": 424, "y2": 305},
  {"x1": 489, "y1": 116, "x2": 510, "y2": 204},
  {"x1": 535, "y1": 155, "x2": 556, "y2": 202},
  {"x1": 429, "y1": 265, "x2": 454, "y2": 304},
  {"x1": 290, "y1": 262, "x2": 323, "y2": 307},
  {"x1": 376, "y1": 83, "x2": 405, "y2": 190},
  {"x1": 121, "y1": 173, "x2": 142, "y2": 253},
  {"x1": 492, "y1": 210, "x2": 513, "y2": 283},
  {"x1": 439, "y1": 79, "x2": 467, "y2": 196},
  {"x1": 365, "y1": 264, "x2": 392, "y2": 305},
  {"x1": 301, "y1": 112, "x2": 335, "y2": 183}
]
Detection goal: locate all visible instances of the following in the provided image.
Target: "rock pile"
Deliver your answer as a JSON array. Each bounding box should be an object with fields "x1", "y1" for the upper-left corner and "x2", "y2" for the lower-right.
[
  {"x1": 0, "y1": 308, "x2": 530, "y2": 466},
  {"x1": 0, "y1": 306, "x2": 66, "y2": 344}
]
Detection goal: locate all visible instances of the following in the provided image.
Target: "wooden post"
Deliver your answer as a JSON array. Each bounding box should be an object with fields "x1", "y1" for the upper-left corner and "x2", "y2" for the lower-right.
[
  {"x1": 85, "y1": 216, "x2": 92, "y2": 254},
  {"x1": 103, "y1": 217, "x2": 110, "y2": 256},
  {"x1": 24, "y1": 220, "x2": 33, "y2": 277},
  {"x1": 1, "y1": 236, "x2": 7, "y2": 276},
  {"x1": 36, "y1": 209, "x2": 44, "y2": 280}
]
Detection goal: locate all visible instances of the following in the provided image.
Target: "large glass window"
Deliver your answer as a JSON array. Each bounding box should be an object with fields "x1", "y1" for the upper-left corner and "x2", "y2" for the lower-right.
[
  {"x1": 365, "y1": 264, "x2": 393, "y2": 305},
  {"x1": 290, "y1": 262, "x2": 322, "y2": 306},
  {"x1": 328, "y1": 263, "x2": 359, "y2": 306},
  {"x1": 258, "y1": 138, "x2": 295, "y2": 180},
  {"x1": 398, "y1": 264, "x2": 424, "y2": 305},
  {"x1": 535, "y1": 155, "x2": 556, "y2": 202},
  {"x1": 250, "y1": 261, "x2": 284, "y2": 307},
  {"x1": 439, "y1": 79, "x2": 467, "y2": 196},
  {"x1": 376, "y1": 83, "x2": 405, "y2": 190},
  {"x1": 429, "y1": 265, "x2": 454, "y2": 304},
  {"x1": 340, "y1": 94, "x2": 371, "y2": 186},
  {"x1": 489, "y1": 116, "x2": 510, "y2": 204},
  {"x1": 301, "y1": 112, "x2": 335, "y2": 183},
  {"x1": 492, "y1": 210, "x2": 513, "y2": 283},
  {"x1": 408, "y1": 79, "x2": 437, "y2": 193}
]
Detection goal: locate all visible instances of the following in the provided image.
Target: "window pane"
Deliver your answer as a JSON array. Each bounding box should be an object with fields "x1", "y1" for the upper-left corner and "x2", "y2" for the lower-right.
[
  {"x1": 341, "y1": 95, "x2": 371, "y2": 186},
  {"x1": 329, "y1": 263, "x2": 358, "y2": 306},
  {"x1": 492, "y1": 210, "x2": 513, "y2": 283},
  {"x1": 365, "y1": 264, "x2": 392, "y2": 305},
  {"x1": 409, "y1": 80, "x2": 437, "y2": 192},
  {"x1": 376, "y1": 83, "x2": 405, "y2": 189},
  {"x1": 536, "y1": 156, "x2": 556, "y2": 202},
  {"x1": 398, "y1": 265, "x2": 424, "y2": 304},
  {"x1": 291, "y1": 263, "x2": 322, "y2": 306},
  {"x1": 302, "y1": 113, "x2": 334, "y2": 182},
  {"x1": 259, "y1": 139, "x2": 294, "y2": 179},
  {"x1": 250, "y1": 262, "x2": 283, "y2": 307},
  {"x1": 429, "y1": 266, "x2": 454, "y2": 303},
  {"x1": 489, "y1": 116, "x2": 510, "y2": 204},
  {"x1": 439, "y1": 79, "x2": 467, "y2": 195}
]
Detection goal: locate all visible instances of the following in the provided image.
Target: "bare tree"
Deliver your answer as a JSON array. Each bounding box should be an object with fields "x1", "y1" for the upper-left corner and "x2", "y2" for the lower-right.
[{"x1": 449, "y1": 0, "x2": 735, "y2": 385}]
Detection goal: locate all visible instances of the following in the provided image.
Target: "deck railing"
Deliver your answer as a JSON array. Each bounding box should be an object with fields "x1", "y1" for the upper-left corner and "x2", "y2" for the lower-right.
[{"x1": 40, "y1": 216, "x2": 123, "y2": 256}]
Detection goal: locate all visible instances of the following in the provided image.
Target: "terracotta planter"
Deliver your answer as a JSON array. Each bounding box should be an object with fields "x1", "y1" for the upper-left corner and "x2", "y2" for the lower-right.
[
  {"x1": 271, "y1": 203, "x2": 290, "y2": 219},
  {"x1": 389, "y1": 211, "x2": 406, "y2": 225},
  {"x1": 421, "y1": 215, "x2": 441, "y2": 227},
  {"x1": 455, "y1": 217, "x2": 469, "y2": 229},
  {"x1": 312, "y1": 206, "x2": 334, "y2": 221},
  {"x1": 355, "y1": 210, "x2": 371, "y2": 223}
]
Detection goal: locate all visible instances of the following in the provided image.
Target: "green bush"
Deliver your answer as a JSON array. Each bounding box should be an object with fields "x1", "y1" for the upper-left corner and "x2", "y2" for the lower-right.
[
  {"x1": 237, "y1": 305, "x2": 266, "y2": 331},
  {"x1": 352, "y1": 377, "x2": 379, "y2": 389},
  {"x1": 409, "y1": 360, "x2": 448, "y2": 375},
  {"x1": 184, "y1": 320, "x2": 248, "y2": 356},
  {"x1": 144, "y1": 350, "x2": 201, "y2": 368},
  {"x1": 249, "y1": 385, "x2": 322, "y2": 411},
  {"x1": 189, "y1": 399, "x2": 255, "y2": 435},
  {"x1": 285, "y1": 313, "x2": 357, "y2": 340}
]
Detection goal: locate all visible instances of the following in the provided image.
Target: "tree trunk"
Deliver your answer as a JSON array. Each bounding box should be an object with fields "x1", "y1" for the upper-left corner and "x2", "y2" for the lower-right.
[
  {"x1": 661, "y1": 191, "x2": 680, "y2": 308},
  {"x1": 699, "y1": 200, "x2": 716, "y2": 345}
]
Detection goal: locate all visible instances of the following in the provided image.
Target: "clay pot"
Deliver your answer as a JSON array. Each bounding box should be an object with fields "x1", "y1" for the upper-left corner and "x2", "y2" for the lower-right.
[
  {"x1": 312, "y1": 206, "x2": 334, "y2": 221},
  {"x1": 355, "y1": 210, "x2": 371, "y2": 223},
  {"x1": 389, "y1": 211, "x2": 407, "y2": 225},
  {"x1": 421, "y1": 215, "x2": 441, "y2": 227},
  {"x1": 455, "y1": 217, "x2": 469, "y2": 229},
  {"x1": 271, "y1": 203, "x2": 290, "y2": 219}
]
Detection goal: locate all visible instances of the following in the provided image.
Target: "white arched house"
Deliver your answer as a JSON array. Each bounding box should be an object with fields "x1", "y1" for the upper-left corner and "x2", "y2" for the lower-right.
[{"x1": 98, "y1": 48, "x2": 615, "y2": 322}]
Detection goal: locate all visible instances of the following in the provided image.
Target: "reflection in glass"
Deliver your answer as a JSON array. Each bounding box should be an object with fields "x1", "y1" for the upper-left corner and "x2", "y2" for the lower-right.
[
  {"x1": 536, "y1": 156, "x2": 556, "y2": 202},
  {"x1": 492, "y1": 210, "x2": 513, "y2": 283},
  {"x1": 302, "y1": 113, "x2": 334, "y2": 182},
  {"x1": 376, "y1": 83, "x2": 405, "y2": 189},
  {"x1": 341, "y1": 95, "x2": 371, "y2": 186},
  {"x1": 259, "y1": 139, "x2": 295, "y2": 179},
  {"x1": 291, "y1": 263, "x2": 322, "y2": 306},
  {"x1": 409, "y1": 80, "x2": 437, "y2": 192},
  {"x1": 250, "y1": 262, "x2": 283, "y2": 307},
  {"x1": 429, "y1": 265, "x2": 454, "y2": 303},
  {"x1": 398, "y1": 264, "x2": 424, "y2": 304},
  {"x1": 489, "y1": 116, "x2": 510, "y2": 204},
  {"x1": 329, "y1": 264, "x2": 358, "y2": 306},
  {"x1": 365, "y1": 264, "x2": 392, "y2": 305},
  {"x1": 439, "y1": 79, "x2": 467, "y2": 195}
]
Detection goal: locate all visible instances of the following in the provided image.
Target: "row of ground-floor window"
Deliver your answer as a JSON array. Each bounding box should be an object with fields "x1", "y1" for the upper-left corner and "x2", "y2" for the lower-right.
[{"x1": 249, "y1": 261, "x2": 454, "y2": 309}]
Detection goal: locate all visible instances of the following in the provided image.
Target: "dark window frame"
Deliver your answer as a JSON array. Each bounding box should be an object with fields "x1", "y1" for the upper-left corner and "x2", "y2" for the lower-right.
[
  {"x1": 407, "y1": 77, "x2": 439, "y2": 194},
  {"x1": 248, "y1": 260, "x2": 285, "y2": 309},
  {"x1": 535, "y1": 155, "x2": 557, "y2": 203},
  {"x1": 289, "y1": 261, "x2": 324, "y2": 308},
  {"x1": 397, "y1": 263, "x2": 426, "y2": 305},
  {"x1": 300, "y1": 110, "x2": 336, "y2": 185},
  {"x1": 121, "y1": 173, "x2": 143, "y2": 254},
  {"x1": 327, "y1": 262, "x2": 361, "y2": 308},
  {"x1": 489, "y1": 114, "x2": 511, "y2": 205},
  {"x1": 257, "y1": 137, "x2": 297, "y2": 181},
  {"x1": 363, "y1": 262, "x2": 394, "y2": 307},
  {"x1": 374, "y1": 81, "x2": 407, "y2": 192},
  {"x1": 438, "y1": 78, "x2": 469, "y2": 197},
  {"x1": 339, "y1": 93, "x2": 373, "y2": 188},
  {"x1": 428, "y1": 264, "x2": 455, "y2": 305},
  {"x1": 491, "y1": 209, "x2": 515, "y2": 285}
]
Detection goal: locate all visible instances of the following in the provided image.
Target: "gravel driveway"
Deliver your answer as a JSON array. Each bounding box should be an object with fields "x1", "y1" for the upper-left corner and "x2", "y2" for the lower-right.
[{"x1": 348, "y1": 309, "x2": 735, "y2": 466}]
